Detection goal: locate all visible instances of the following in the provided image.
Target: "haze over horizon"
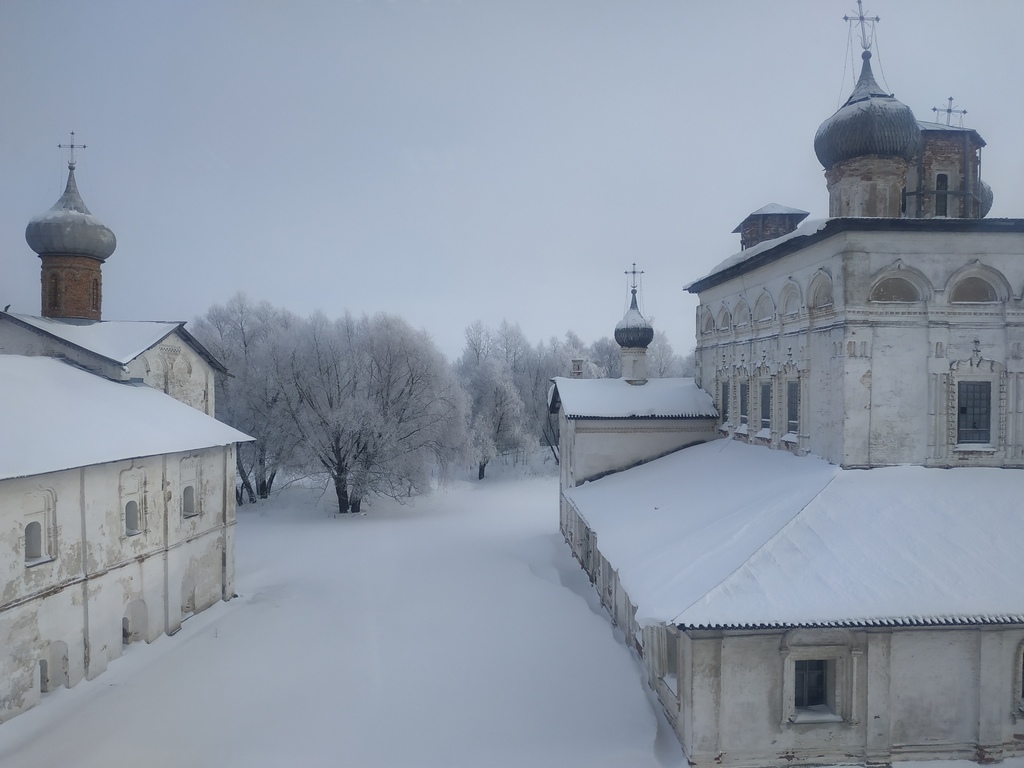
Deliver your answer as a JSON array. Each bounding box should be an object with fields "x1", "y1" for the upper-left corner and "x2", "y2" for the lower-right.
[{"x1": 2, "y1": 1, "x2": 1022, "y2": 360}]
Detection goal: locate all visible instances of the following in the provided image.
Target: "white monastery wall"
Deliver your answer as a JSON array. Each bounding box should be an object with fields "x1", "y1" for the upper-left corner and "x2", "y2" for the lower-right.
[{"x1": 0, "y1": 444, "x2": 235, "y2": 722}]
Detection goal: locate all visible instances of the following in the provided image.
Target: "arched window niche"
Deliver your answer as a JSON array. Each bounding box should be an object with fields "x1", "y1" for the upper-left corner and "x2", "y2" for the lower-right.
[
  {"x1": 733, "y1": 301, "x2": 752, "y2": 328},
  {"x1": 754, "y1": 291, "x2": 776, "y2": 324},
  {"x1": 808, "y1": 271, "x2": 834, "y2": 313},
  {"x1": 951, "y1": 276, "x2": 998, "y2": 303},
  {"x1": 870, "y1": 277, "x2": 921, "y2": 302},
  {"x1": 717, "y1": 306, "x2": 732, "y2": 333}
]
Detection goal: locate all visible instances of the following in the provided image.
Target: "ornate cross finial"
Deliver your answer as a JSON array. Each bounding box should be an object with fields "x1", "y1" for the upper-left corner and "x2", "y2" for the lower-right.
[
  {"x1": 844, "y1": 0, "x2": 880, "y2": 51},
  {"x1": 58, "y1": 131, "x2": 87, "y2": 168},
  {"x1": 932, "y1": 96, "x2": 967, "y2": 127},
  {"x1": 625, "y1": 262, "x2": 644, "y2": 291}
]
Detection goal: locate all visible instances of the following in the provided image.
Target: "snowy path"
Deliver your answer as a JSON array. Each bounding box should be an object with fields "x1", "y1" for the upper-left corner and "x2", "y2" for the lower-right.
[{"x1": 0, "y1": 474, "x2": 684, "y2": 767}]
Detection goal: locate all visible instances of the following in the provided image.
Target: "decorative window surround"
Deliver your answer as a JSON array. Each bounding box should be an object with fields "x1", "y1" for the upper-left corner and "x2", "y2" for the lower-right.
[{"x1": 781, "y1": 629, "x2": 861, "y2": 726}]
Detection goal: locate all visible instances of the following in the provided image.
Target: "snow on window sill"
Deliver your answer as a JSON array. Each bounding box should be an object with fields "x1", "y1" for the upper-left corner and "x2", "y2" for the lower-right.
[
  {"x1": 954, "y1": 443, "x2": 997, "y2": 453},
  {"x1": 24, "y1": 555, "x2": 54, "y2": 568},
  {"x1": 735, "y1": 424, "x2": 749, "y2": 436},
  {"x1": 782, "y1": 432, "x2": 799, "y2": 444},
  {"x1": 790, "y1": 705, "x2": 843, "y2": 724},
  {"x1": 754, "y1": 428, "x2": 772, "y2": 440}
]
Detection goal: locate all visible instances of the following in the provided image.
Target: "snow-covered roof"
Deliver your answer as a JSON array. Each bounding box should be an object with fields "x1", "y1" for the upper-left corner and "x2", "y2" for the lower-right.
[
  {"x1": 549, "y1": 377, "x2": 717, "y2": 419},
  {"x1": 565, "y1": 439, "x2": 1024, "y2": 629},
  {"x1": 1, "y1": 312, "x2": 227, "y2": 372},
  {"x1": 687, "y1": 218, "x2": 829, "y2": 291},
  {"x1": 0, "y1": 355, "x2": 251, "y2": 481},
  {"x1": 5, "y1": 312, "x2": 180, "y2": 364}
]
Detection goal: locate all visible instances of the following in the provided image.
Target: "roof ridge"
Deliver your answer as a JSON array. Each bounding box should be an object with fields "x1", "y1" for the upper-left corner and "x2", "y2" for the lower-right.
[{"x1": 670, "y1": 463, "x2": 840, "y2": 626}]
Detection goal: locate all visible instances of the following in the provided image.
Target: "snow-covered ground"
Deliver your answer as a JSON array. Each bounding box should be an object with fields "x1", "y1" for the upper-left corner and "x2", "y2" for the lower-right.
[{"x1": 0, "y1": 465, "x2": 684, "y2": 768}]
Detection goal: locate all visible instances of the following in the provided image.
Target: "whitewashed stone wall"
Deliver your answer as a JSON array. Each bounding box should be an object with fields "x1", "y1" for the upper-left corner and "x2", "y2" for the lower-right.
[
  {"x1": 558, "y1": 409, "x2": 718, "y2": 490},
  {"x1": 694, "y1": 227, "x2": 1024, "y2": 467},
  {"x1": 0, "y1": 444, "x2": 236, "y2": 722},
  {"x1": 126, "y1": 330, "x2": 216, "y2": 415}
]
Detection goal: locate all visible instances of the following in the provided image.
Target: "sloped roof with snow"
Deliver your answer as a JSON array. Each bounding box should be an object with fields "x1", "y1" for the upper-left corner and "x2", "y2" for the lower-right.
[
  {"x1": 549, "y1": 377, "x2": 717, "y2": 420},
  {"x1": 1, "y1": 312, "x2": 226, "y2": 372},
  {"x1": 0, "y1": 355, "x2": 251, "y2": 481},
  {"x1": 565, "y1": 438, "x2": 1024, "y2": 629}
]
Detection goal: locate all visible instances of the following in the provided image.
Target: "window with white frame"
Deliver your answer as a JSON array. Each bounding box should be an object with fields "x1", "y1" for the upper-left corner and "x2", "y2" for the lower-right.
[
  {"x1": 782, "y1": 630, "x2": 859, "y2": 725},
  {"x1": 180, "y1": 457, "x2": 201, "y2": 518},
  {"x1": 121, "y1": 470, "x2": 145, "y2": 538},
  {"x1": 22, "y1": 489, "x2": 56, "y2": 566}
]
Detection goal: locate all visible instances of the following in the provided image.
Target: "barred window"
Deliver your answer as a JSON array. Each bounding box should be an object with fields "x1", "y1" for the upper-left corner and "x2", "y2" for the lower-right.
[
  {"x1": 721, "y1": 382, "x2": 730, "y2": 424},
  {"x1": 787, "y1": 381, "x2": 799, "y2": 434},
  {"x1": 739, "y1": 382, "x2": 749, "y2": 426},
  {"x1": 760, "y1": 382, "x2": 771, "y2": 431},
  {"x1": 957, "y1": 381, "x2": 991, "y2": 444}
]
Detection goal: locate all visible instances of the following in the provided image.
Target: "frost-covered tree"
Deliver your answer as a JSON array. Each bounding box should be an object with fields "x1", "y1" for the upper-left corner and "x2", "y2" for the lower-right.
[
  {"x1": 457, "y1": 323, "x2": 530, "y2": 479},
  {"x1": 588, "y1": 336, "x2": 621, "y2": 378},
  {"x1": 283, "y1": 311, "x2": 467, "y2": 513},
  {"x1": 648, "y1": 330, "x2": 685, "y2": 378},
  {"x1": 191, "y1": 293, "x2": 300, "y2": 504}
]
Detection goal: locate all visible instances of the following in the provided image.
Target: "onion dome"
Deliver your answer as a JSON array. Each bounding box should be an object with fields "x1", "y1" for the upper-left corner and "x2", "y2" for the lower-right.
[
  {"x1": 25, "y1": 163, "x2": 116, "y2": 260},
  {"x1": 814, "y1": 51, "x2": 920, "y2": 169},
  {"x1": 614, "y1": 288, "x2": 654, "y2": 349}
]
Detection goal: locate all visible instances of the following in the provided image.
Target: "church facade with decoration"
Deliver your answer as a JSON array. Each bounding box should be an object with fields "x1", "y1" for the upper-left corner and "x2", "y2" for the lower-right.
[{"x1": 551, "y1": 6, "x2": 1024, "y2": 766}]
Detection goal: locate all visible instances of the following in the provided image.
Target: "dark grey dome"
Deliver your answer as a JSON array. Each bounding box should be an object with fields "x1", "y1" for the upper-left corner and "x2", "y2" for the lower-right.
[
  {"x1": 978, "y1": 179, "x2": 994, "y2": 218},
  {"x1": 614, "y1": 289, "x2": 654, "y2": 349},
  {"x1": 814, "y1": 51, "x2": 920, "y2": 169},
  {"x1": 25, "y1": 164, "x2": 116, "y2": 261}
]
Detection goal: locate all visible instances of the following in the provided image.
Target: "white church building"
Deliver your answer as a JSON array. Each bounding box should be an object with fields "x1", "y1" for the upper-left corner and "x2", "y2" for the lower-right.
[
  {"x1": 552, "y1": 11, "x2": 1024, "y2": 768},
  {"x1": 0, "y1": 153, "x2": 250, "y2": 723}
]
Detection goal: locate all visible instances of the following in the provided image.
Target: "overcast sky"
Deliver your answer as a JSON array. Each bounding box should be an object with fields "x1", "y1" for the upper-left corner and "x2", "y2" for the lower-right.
[{"x1": 2, "y1": 1, "x2": 1022, "y2": 360}]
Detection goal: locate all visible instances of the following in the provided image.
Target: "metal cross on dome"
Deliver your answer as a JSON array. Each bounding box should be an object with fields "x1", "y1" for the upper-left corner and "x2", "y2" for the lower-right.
[
  {"x1": 932, "y1": 97, "x2": 967, "y2": 127},
  {"x1": 625, "y1": 262, "x2": 644, "y2": 291},
  {"x1": 58, "y1": 131, "x2": 87, "y2": 168},
  {"x1": 844, "y1": 0, "x2": 880, "y2": 51}
]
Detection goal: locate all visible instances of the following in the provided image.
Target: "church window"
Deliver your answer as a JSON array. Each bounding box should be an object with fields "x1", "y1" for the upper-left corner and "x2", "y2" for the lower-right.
[
  {"x1": 24, "y1": 521, "x2": 42, "y2": 563},
  {"x1": 720, "y1": 382, "x2": 730, "y2": 424},
  {"x1": 957, "y1": 381, "x2": 991, "y2": 444},
  {"x1": 125, "y1": 500, "x2": 141, "y2": 536},
  {"x1": 22, "y1": 489, "x2": 56, "y2": 566},
  {"x1": 183, "y1": 486, "x2": 197, "y2": 517},
  {"x1": 760, "y1": 383, "x2": 772, "y2": 431},
  {"x1": 702, "y1": 311, "x2": 714, "y2": 335},
  {"x1": 739, "y1": 383, "x2": 749, "y2": 427},
  {"x1": 180, "y1": 458, "x2": 201, "y2": 518},
  {"x1": 870, "y1": 277, "x2": 920, "y2": 302},
  {"x1": 951, "y1": 276, "x2": 997, "y2": 303},
  {"x1": 935, "y1": 173, "x2": 949, "y2": 217},
  {"x1": 795, "y1": 659, "x2": 827, "y2": 709},
  {"x1": 786, "y1": 381, "x2": 799, "y2": 435}
]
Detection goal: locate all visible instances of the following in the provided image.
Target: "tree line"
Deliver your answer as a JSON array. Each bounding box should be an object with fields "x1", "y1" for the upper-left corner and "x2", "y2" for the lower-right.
[{"x1": 191, "y1": 293, "x2": 692, "y2": 513}]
